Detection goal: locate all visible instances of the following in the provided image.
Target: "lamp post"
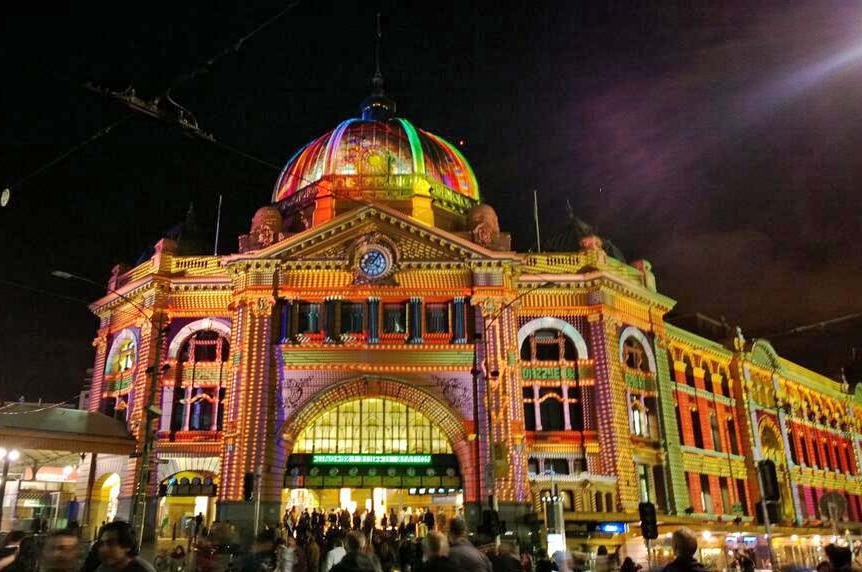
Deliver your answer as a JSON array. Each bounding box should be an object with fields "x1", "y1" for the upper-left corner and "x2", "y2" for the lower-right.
[
  {"x1": 470, "y1": 281, "x2": 555, "y2": 524},
  {"x1": 52, "y1": 270, "x2": 167, "y2": 546},
  {"x1": 0, "y1": 447, "x2": 21, "y2": 530}
]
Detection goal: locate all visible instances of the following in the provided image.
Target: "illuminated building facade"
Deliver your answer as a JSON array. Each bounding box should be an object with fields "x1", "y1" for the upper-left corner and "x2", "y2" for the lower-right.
[{"x1": 76, "y1": 85, "x2": 862, "y2": 563}]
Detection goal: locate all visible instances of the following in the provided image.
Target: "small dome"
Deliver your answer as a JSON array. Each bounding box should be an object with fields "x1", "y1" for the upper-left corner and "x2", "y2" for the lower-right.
[{"x1": 272, "y1": 118, "x2": 479, "y2": 203}]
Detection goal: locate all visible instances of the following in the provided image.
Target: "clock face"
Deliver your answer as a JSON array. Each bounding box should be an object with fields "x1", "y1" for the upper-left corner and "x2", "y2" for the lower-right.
[{"x1": 359, "y1": 248, "x2": 389, "y2": 278}]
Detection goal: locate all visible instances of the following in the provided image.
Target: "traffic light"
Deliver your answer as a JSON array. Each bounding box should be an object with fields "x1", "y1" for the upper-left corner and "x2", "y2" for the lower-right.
[
  {"x1": 243, "y1": 472, "x2": 255, "y2": 502},
  {"x1": 638, "y1": 501, "x2": 658, "y2": 540},
  {"x1": 758, "y1": 460, "x2": 780, "y2": 502}
]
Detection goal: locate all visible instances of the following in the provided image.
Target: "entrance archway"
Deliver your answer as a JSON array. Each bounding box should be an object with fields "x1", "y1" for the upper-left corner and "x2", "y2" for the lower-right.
[
  {"x1": 91, "y1": 473, "x2": 121, "y2": 529},
  {"x1": 156, "y1": 471, "x2": 218, "y2": 539},
  {"x1": 279, "y1": 377, "x2": 472, "y2": 528}
]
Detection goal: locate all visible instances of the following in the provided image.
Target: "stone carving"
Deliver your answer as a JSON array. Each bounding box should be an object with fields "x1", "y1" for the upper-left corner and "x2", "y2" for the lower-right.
[
  {"x1": 239, "y1": 206, "x2": 285, "y2": 252},
  {"x1": 431, "y1": 375, "x2": 471, "y2": 412},
  {"x1": 467, "y1": 204, "x2": 500, "y2": 247}
]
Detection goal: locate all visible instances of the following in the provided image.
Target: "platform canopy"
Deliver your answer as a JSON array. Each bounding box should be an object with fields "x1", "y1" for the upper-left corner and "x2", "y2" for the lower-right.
[{"x1": 0, "y1": 403, "x2": 136, "y2": 465}]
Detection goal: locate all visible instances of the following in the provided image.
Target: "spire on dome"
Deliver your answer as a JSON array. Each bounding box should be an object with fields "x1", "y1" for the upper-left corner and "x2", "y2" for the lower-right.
[{"x1": 360, "y1": 13, "x2": 396, "y2": 120}]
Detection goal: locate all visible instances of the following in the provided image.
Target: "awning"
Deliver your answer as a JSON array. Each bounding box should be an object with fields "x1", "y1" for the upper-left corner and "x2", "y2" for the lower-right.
[{"x1": 0, "y1": 403, "x2": 136, "y2": 456}]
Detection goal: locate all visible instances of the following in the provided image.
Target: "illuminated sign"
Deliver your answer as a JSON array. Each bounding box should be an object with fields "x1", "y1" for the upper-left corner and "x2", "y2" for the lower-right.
[
  {"x1": 596, "y1": 522, "x2": 627, "y2": 534},
  {"x1": 521, "y1": 367, "x2": 576, "y2": 380},
  {"x1": 311, "y1": 454, "x2": 432, "y2": 465}
]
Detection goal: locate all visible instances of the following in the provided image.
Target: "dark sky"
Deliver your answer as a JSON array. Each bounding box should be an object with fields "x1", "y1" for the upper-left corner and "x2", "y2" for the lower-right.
[{"x1": 2, "y1": 1, "x2": 861, "y2": 401}]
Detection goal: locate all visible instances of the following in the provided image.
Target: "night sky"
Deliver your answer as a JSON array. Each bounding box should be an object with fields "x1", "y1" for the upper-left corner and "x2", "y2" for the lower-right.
[{"x1": 2, "y1": 2, "x2": 861, "y2": 402}]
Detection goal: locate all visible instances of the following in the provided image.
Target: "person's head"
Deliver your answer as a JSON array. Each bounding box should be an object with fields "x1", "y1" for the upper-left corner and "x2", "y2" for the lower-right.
[
  {"x1": 671, "y1": 528, "x2": 698, "y2": 559},
  {"x1": 345, "y1": 531, "x2": 366, "y2": 555},
  {"x1": 597, "y1": 546, "x2": 608, "y2": 556},
  {"x1": 498, "y1": 542, "x2": 517, "y2": 557},
  {"x1": 15, "y1": 536, "x2": 39, "y2": 566},
  {"x1": 42, "y1": 529, "x2": 80, "y2": 572},
  {"x1": 826, "y1": 545, "x2": 852, "y2": 569},
  {"x1": 448, "y1": 518, "x2": 467, "y2": 541},
  {"x1": 98, "y1": 521, "x2": 138, "y2": 567},
  {"x1": 423, "y1": 532, "x2": 449, "y2": 559}
]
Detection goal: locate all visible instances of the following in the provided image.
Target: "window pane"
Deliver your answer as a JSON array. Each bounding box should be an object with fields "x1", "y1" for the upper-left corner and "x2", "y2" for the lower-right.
[{"x1": 383, "y1": 303, "x2": 406, "y2": 334}]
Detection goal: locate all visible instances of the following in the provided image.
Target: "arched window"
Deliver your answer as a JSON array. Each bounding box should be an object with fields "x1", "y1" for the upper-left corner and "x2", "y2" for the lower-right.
[
  {"x1": 521, "y1": 329, "x2": 577, "y2": 362},
  {"x1": 622, "y1": 337, "x2": 650, "y2": 372},
  {"x1": 521, "y1": 327, "x2": 583, "y2": 432},
  {"x1": 171, "y1": 330, "x2": 230, "y2": 433},
  {"x1": 703, "y1": 370, "x2": 714, "y2": 394},
  {"x1": 683, "y1": 358, "x2": 696, "y2": 388},
  {"x1": 594, "y1": 492, "x2": 603, "y2": 512}
]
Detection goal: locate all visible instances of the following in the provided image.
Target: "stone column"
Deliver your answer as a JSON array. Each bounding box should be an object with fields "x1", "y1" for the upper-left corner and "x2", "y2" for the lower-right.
[
  {"x1": 217, "y1": 281, "x2": 282, "y2": 538},
  {"x1": 588, "y1": 313, "x2": 638, "y2": 512}
]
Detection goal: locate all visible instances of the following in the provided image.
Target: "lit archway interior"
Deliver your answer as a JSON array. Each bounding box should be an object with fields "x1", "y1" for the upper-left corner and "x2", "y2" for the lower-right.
[{"x1": 293, "y1": 398, "x2": 453, "y2": 454}]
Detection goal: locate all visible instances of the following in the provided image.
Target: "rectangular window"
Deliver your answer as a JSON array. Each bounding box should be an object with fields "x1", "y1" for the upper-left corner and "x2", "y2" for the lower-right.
[
  {"x1": 340, "y1": 302, "x2": 364, "y2": 334},
  {"x1": 719, "y1": 477, "x2": 731, "y2": 514},
  {"x1": 383, "y1": 303, "x2": 407, "y2": 334},
  {"x1": 710, "y1": 414, "x2": 723, "y2": 452},
  {"x1": 700, "y1": 474, "x2": 713, "y2": 513},
  {"x1": 523, "y1": 387, "x2": 536, "y2": 431},
  {"x1": 691, "y1": 410, "x2": 704, "y2": 449},
  {"x1": 652, "y1": 465, "x2": 668, "y2": 512},
  {"x1": 703, "y1": 373, "x2": 714, "y2": 394},
  {"x1": 637, "y1": 464, "x2": 650, "y2": 503},
  {"x1": 424, "y1": 303, "x2": 449, "y2": 334},
  {"x1": 535, "y1": 340, "x2": 560, "y2": 361},
  {"x1": 568, "y1": 386, "x2": 584, "y2": 431},
  {"x1": 546, "y1": 458, "x2": 570, "y2": 475},
  {"x1": 736, "y1": 479, "x2": 749, "y2": 515},
  {"x1": 297, "y1": 302, "x2": 321, "y2": 333},
  {"x1": 539, "y1": 387, "x2": 564, "y2": 431},
  {"x1": 527, "y1": 458, "x2": 539, "y2": 475}
]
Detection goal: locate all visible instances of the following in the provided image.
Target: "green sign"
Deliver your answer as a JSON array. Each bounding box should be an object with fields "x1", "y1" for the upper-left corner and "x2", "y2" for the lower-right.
[
  {"x1": 311, "y1": 454, "x2": 432, "y2": 465},
  {"x1": 521, "y1": 366, "x2": 576, "y2": 380}
]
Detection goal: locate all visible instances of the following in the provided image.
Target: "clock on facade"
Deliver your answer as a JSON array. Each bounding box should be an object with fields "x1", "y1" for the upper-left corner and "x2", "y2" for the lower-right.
[{"x1": 359, "y1": 248, "x2": 390, "y2": 278}]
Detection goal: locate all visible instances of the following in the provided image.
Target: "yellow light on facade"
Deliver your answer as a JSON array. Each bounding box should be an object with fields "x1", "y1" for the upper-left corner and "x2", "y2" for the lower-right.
[
  {"x1": 791, "y1": 534, "x2": 799, "y2": 542},
  {"x1": 702, "y1": 531, "x2": 713, "y2": 541}
]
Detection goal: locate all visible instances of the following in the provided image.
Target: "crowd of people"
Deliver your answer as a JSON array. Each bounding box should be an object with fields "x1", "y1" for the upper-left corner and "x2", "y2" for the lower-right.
[{"x1": 0, "y1": 519, "x2": 860, "y2": 572}]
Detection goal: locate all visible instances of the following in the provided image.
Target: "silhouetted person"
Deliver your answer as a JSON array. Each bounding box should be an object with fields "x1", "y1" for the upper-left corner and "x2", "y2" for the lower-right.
[
  {"x1": 330, "y1": 532, "x2": 381, "y2": 572},
  {"x1": 447, "y1": 519, "x2": 491, "y2": 572},
  {"x1": 662, "y1": 528, "x2": 706, "y2": 572}
]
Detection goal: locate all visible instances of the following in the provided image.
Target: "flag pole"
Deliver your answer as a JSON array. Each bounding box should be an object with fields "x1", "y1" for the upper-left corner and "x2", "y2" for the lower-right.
[
  {"x1": 213, "y1": 194, "x2": 223, "y2": 256},
  {"x1": 533, "y1": 189, "x2": 542, "y2": 253}
]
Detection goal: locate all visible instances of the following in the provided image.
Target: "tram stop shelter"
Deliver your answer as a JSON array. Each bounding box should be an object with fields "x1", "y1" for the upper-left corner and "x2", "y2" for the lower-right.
[{"x1": 0, "y1": 403, "x2": 135, "y2": 532}]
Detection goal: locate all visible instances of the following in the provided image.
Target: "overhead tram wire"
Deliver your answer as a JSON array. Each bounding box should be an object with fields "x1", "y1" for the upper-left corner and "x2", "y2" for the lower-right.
[{"x1": 1, "y1": 115, "x2": 132, "y2": 207}]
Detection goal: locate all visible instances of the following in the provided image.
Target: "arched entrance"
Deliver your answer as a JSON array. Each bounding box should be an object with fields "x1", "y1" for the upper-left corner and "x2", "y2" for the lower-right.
[
  {"x1": 91, "y1": 473, "x2": 121, "y2": 528},
  {"x1": 280, "y1": 377, "x2": 471, "y2": 530},
  {"x1": 156, "y1": 471, "x2": 218, "y2": 539},
  {"x1": 760, "y1": 420, "x2": 793, "y2": 521}
]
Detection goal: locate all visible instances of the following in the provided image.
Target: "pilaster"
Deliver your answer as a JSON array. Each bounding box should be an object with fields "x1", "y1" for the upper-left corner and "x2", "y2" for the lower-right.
[{"x1": 653, "y1": 340, "x2": 688, "y2": 514}]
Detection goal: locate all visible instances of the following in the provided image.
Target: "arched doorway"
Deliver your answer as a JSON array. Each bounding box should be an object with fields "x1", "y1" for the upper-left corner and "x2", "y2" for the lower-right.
[
  {"x1": 760, "y1": 421, "x2": 793, "y2": 521},
  {"x1": 90, "y1": 473, "x2": 121, "y2": 529},
  {"x1": 156, "y1": 471, "x2": 218, "y2": 539},
  {"x1": 280, "y1": 379, "x2": 471, "y2": 531}
]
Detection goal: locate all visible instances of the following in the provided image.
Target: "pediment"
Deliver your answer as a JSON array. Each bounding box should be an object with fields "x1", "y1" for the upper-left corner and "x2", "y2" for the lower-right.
[{"x1": 249, "y1": 204, "x2": 514, "y2": 269}]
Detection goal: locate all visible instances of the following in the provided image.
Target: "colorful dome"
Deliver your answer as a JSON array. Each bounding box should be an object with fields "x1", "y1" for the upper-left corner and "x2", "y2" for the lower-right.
[{"x1": 272, "y1": 118, "x2": 479, "y2": 203}]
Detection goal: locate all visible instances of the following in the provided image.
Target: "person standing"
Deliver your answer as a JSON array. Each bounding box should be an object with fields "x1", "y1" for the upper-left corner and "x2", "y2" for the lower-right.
[
  {"x1": 420, "y1": 532, "x2": 456, "y2": 572},
  {"x1": 329, "y1": 532, "x2": 381, "y2": 572},
  {"x1": 96, "y1": 522, "x2": 156, "y2": 572},
  {"x1": 322, "y1": 537, "x2": 346, "y2": 572},
  {"x1": 276, "y1": 538, "x2": 297, "y2": 572},
  {"x1": 661, "y1": 529, "x2": 706, "y2": 572},
  {"x1": 422, "y1": 509, "x2": 435, "y2": 533},
  {"x1": 447, "y1": 519, "x2": 492, "y2": 572}
]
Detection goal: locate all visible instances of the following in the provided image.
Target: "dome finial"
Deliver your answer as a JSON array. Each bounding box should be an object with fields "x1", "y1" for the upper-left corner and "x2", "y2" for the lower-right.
[{"x1": 360, "y1": 13, "x2": 396, "y2": 120}]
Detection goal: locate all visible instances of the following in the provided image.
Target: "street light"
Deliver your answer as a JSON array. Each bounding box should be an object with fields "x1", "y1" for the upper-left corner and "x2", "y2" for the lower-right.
[
  {"x1": 0, "y1": 447, "x2": 21, "y2": 529},
  {"x1": 52, "y1": 270, "x2": 167, "y2": 546},
  {"x1": 471, "y1": 281, "x2": 555, "y2": 522}
]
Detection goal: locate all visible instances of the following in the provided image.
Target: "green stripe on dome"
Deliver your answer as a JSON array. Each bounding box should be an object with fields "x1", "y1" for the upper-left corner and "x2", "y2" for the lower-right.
[{"x1": 397, "y1": 118, "x2": 426, "y2": 175}]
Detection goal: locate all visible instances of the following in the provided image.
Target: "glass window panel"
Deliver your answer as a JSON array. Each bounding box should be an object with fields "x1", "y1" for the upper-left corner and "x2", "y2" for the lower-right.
[{"x1": 294, "y1": 397, "x2": 452, "y2": 454}]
